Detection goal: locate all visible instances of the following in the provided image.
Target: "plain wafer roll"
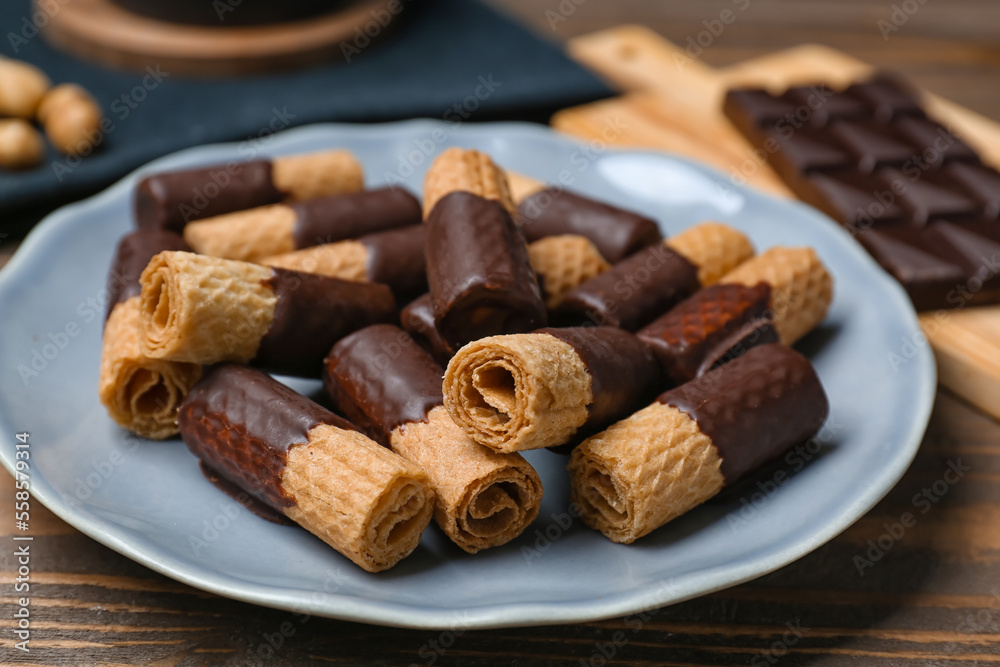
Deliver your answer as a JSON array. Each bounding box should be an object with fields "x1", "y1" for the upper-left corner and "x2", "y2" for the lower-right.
[
  {"x1": 99, "y1": 230, "x2": 201, "y2": 439},
  {"x1": 569, "y1": 344, "x2": 829, "y2": 543},
  {"x1": 528, "y1": 235, "x2": 611, "y2": 308},
  {"x1": 179, "y1": 364, "x2": 434, "y2": 572},
  {"x1": 138, "y1": 251, "x2": 395, "y2": 376},
  {"x1": 324, "y1": 325, "x2": 542, "y2": 553},
  {"x1": 423, "y1": 147, "x2": 515, "y2": 218},
  {"x1": 183, "y1": 187, "x2": 421, "y2": 262},
  {"x1": 720, "y1": 246, "x2": 834, "y2": 345},
  {"x1": 443, "y1": 327, "x2": 661, "y2": 453}
]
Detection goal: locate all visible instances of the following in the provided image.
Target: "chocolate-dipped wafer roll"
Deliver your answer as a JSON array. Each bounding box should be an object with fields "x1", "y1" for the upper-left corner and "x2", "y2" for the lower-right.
[
  {"x1": 504, "y1": 170, "x2": 545, "y2": 204},
  {"x1": 423, "y1": 147, "x2": 515, "y2": 218},
  {"x1": 99, "y1": 230, "x2": 202, "y2": 440},
  {"x1": 637, "y1": 283, "x2": 778, "y2": 385},
  {"x1": 179, "y1": 364, "x2": 434, "y2": 572},
  {"x1": 569, "y1": 344, "x2": 829, "y2": 544},
  {"x1": 138, "y1": 251, "x2": 395, "y2": 376},
  {"x1": 518, "y1": 189, "x2": 663, "y2": 263},
  {"x1": 135, "y1": 150, "x2": 363, "y2": 233},
  {"x1": 527, "y1": 235, "x2": 610, "y2": 308},
  {"x1": 262, "y1": 225, "x2": 428, "y2": 304},
  {"x1": 720, "y1": 247, "x2": 834, "y2": 345},
  {"x1": 426, "y1": 191, "x2": 547, "y2": 350},
  {"x1": 324, "y1": 325, "x2": 543, "y2": 553},
  {"x1": 183, "y1": 187, "x2": 422, "y2": 262},
  {"x1": 401, "y1": 293, "x2": 453, "y2": 365},
  {"x1": 443, "y1": 327, "x2": 661, "y2": 453},
  {"x1": 552, "y1": 222, "x2": 754, "y2": 330}
]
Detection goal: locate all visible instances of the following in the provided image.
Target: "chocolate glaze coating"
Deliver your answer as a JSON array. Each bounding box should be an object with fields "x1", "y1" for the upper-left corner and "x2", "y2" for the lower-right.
[
  {"x1": 539, "y1": 327, "x2": 661, "y2": 429},
  {"x1": 551, "y1": 243, "x2": 699, "y2": 331},
  {"x1": 400, "y1": 293, "x2": 453, "y2": 365},
  {"x1": 291, "y1": 187, "x2": 421, "y2": 250},
  {"x1": 254, "y1": 269, "x2": 397, "y2": 377},
  {"x1": 518, "y1": 188, "x2": 663, "y2": 263},
  {"x1": 199, "y1": 462, "x2": 295, "y2": 526},
  {"x1": 135, "y1": 160, "x2": 280, "y2": 233},
  {"x1": 179, "y1": 363, "x2": 355, "y2": 511},
  {"x1": 324, "y1": 324, "x2": 443, "y2": 446},
  {"x1": 425, "y1": 192, "x2": 547, "y2": 350},
  {"x1": 658, "y1": 344, "x2": 829, "y2": 485},
  {"x1": 360, "y1": 225, "x2": 428, "y2": 304},
  {"x1": 697, "y1": 319, "x2": 778, "y2": 377},
  {"x1": 106, "y1": 229, "x2": 190, "y2": 321},
  {"x1": 637, "y1": 283, "x2": 776, "y2": 385}
]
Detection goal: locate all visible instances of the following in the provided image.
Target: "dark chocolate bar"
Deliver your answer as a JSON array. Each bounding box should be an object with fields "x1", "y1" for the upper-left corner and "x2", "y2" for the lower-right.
[
  {"x1": 425, "y1": 191, "x2": 547, "y2": 350},
  {"x1": 518, "y1": 188, "x2": 663, "y2": 262},
  {"x1": 724, "y1": 73, "x2": 1000, "y2": 310}
]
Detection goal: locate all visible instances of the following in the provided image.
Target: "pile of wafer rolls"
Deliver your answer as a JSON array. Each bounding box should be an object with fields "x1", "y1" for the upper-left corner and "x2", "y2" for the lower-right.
[{"x1": 98, "y1": 143, "x2": 836, "y2": 570}]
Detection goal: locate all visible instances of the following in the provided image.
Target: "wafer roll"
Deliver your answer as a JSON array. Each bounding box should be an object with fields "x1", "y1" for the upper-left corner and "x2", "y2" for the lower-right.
[
  {"x1": 99, "y1": 230, "x2": 201, "y2": 439},
  {"x1": 179, "y1": 364, "x2": 434, "y2": 572},
  {"x1": 668, "y1": 222, "x2": 756, "y2": 286},
  {"x1": 637, "y1": 283, "x2": 778, "y2": 385},
  {"x1": 134, "y1": 149, "x2": 363, "y2": 233},
  {"x1": 423, "y1": 147, "x2": 515, "y2": 218},
  {"x1": 262, "y1": 225, "x2": 428, "y2": 303},
  {"x1": 426, "y1": 191, "x2": 547, "y2": 350},
  {"x1": 504, "y1": 171, "x2": 545, "y2": 204},
  {"x1": 183, "y1": 187, "x2": 421, "y2": 262},
  {"x1": 401, "y1": 293, "x2": 453, "y2": 365},
  {"x1": 720, "y1": 247, "x2": 834, "y2": 345},
  {"x1": 324, "y1": 325, "x2": 543, "y2": 553},
  {"x1": 518, "y1": 189, "x2": 663, "y2": 263},
  {"x1": 528, "y1": 235, "x2": 611, "y2": 308},
  {"x1": 552, "y1": 222, "x2": 754, "y2": 330},
  {"x1": 569, "y1": 344, "x2": 829, "y2": 543},
  {"x1": 444, "y1": 327, "x2": 661, "y2": 453},
  {"x1": 138, "y1": 251, "x2": 395, "y2": 376}
]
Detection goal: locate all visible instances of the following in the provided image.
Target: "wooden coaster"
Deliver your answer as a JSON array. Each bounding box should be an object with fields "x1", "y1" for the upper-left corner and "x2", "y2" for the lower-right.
[{"x1": 38, "y1": 0, "x2": 397, "y2": 76}]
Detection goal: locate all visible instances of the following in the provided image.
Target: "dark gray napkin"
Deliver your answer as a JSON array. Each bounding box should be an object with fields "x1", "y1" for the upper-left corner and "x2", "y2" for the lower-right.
[{"x1": 0, "y1": 0, "x2": 613, "y2": 215}]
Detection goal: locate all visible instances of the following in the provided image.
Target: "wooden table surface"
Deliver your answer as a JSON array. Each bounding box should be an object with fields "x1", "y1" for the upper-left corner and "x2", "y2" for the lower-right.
[{"x1": 3, "y1": 1, "x2": 1000, "y2": 665}]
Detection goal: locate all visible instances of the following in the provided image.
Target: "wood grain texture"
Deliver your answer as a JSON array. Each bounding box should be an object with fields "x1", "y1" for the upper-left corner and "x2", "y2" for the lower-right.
[{"x1": 2, "y1": 2, "x2": 1000, "y2": 664}]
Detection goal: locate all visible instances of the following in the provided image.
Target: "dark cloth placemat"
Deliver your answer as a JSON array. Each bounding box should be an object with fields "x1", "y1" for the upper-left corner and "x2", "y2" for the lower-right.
[{"x1": 0, "y1": 0, "x2": 614, "y2": 216}]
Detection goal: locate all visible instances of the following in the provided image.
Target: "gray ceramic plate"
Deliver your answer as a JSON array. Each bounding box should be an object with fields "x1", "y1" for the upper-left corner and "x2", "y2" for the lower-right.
[{"x1": 0, "y1": 121, "x2": 934, "y2": 629}]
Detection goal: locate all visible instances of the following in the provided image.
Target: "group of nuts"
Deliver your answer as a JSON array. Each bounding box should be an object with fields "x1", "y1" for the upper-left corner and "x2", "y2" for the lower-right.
[{"x1": 0, "y1": 56, "x2": 102, "y2": 170}]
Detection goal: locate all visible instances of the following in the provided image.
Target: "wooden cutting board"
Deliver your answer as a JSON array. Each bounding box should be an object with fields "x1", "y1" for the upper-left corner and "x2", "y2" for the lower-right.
[{"x1": 553, "y1": 25, "x2": 1000, "y2": 422}]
